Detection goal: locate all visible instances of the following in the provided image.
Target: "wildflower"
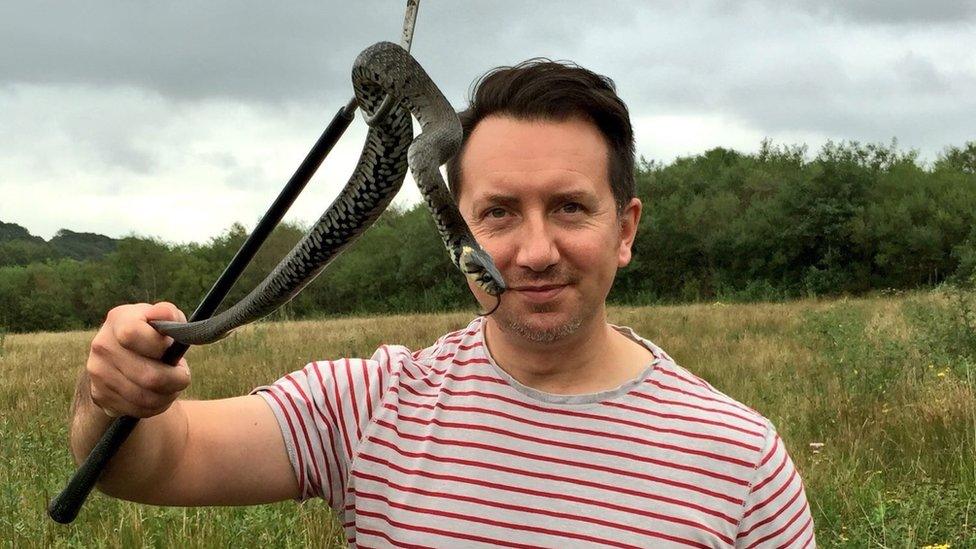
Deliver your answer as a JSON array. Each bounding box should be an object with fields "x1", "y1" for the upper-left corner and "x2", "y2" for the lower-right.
[{"x1": 809, "y1": 442, "x2": 825, "y2": 454}]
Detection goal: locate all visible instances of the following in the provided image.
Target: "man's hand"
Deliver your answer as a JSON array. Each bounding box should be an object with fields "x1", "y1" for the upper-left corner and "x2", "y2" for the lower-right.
[
  {"x1": 86, "y1": 302, "x2": 190, "y2": 418},
  {"x1": 69, "y1": 301, "x2": 299, "y2": 505}
]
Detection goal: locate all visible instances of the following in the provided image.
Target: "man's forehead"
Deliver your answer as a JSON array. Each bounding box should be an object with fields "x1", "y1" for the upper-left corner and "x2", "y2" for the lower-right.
[
  {"x1": 461, "y1": 116, "x2": 608, "y2": 166},
  {"x1": 466, "y1": 172, "x2": 598, "y2": 199},
  {"x1": 457, "y1": 116, "x2": 611, "y2": 203}
]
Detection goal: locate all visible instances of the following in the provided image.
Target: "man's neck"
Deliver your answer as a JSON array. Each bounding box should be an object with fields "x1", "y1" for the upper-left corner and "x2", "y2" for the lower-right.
[{"x1": 483, "y1": 314, "x2": 654, "y2": 395}]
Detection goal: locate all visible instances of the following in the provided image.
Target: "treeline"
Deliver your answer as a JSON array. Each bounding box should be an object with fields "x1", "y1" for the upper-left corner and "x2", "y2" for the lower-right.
[
  {"x1": 614, "y1": 140, "x2": 976, "y2": 302},
  {"x1": 1, "y1": 140, "x2": 974, "y2": 333},
  {"x1": 0, "y1": 222, "x2": 117, "y2": 266}
]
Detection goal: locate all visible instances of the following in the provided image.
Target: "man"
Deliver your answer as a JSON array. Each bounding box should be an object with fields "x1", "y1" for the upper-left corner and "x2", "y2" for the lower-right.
[{"x1": 71, "y1": 60, "x2": 816, "y2": 547}]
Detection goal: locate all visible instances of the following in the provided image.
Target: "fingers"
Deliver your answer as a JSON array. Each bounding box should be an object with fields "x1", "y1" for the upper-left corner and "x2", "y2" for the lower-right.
[
  {"x1": 110, "y1": 302, "x2": 186, "y2": 359},
  {"x1": 90, "y1": 374, "x2": 175, "y2": 418},
  {"x1": 147, "y1": 301, "x2": 188, "y2": 324},
  {"x1": 112, "y1": 351, "x2": 191, "y2": 397},
  {"x1": 89, "y1": 336, "x2": 190, "y2": 417},
  {"x1": 87, "y1": 302, "x2": 191, "y2": 418}
]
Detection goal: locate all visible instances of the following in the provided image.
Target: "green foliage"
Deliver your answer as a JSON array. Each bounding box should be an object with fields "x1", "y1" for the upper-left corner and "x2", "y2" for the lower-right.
[
  {"x1": 614, "y1": 139, "x2": 976, "y2": 305},
  {"x1": 308, "y1": 206, "x2": 469, "y2": 316},
  {"x1": 3, "y1": 140, "x2": 976, "y2": 333},
  {"x1": 951, "y1": 227, "x2": 976, "y2": 284},
  {"x1": 908, "y1": 287, "x2": 976, "y2": 374},
  {"x1": 784, "y1": 298, "x2": 976, "y2": 547},
  {"x1": 934, "y1": 141, "x2": 976, "y2": 175},
  {"x1": 0, "y1": 239, "x2": 59, "y2": 267},
  {"x1": 48, "y1": 229, "x2": 117, "y2": 261},
  {"x1": 0, "y1": 220, "x2": 40, "y2": 243},
  {"x1": 0, "y1": 222, "x2": 118, "y2": 268}
]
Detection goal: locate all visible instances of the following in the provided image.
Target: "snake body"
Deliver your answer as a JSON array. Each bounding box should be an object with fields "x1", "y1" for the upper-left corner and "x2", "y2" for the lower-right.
[{"x1": 152, "y1": 42, "x2": 505, "y2": 345}]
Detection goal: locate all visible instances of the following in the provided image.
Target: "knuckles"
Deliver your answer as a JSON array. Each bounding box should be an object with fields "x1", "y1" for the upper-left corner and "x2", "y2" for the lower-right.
[
  {"x1": 86, "y1": 349, "x2": 111, "y2": 382},
  {"x1": 105, "y1": 302, "x2": 148, "y2": 323},
  {"x1": 89, "y1": 384, "x2": 107, "y2": 408},
  {"x1": 115, "y1": 321, "x2": 145, "y2": 351},
  {"x1": 89, "y1": 334, "x2": 111, "y2": 358}
]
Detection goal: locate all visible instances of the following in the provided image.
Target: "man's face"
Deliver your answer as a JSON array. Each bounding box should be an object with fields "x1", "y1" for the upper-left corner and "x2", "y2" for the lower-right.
[{"x1": 457, "y1": 115, "x2": 641, "y2": 344}]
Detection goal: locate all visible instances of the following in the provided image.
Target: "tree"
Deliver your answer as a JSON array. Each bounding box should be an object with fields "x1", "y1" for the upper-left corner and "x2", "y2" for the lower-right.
[{"x1": 934, "y1": 142, "x2": 976, "y2": 175}]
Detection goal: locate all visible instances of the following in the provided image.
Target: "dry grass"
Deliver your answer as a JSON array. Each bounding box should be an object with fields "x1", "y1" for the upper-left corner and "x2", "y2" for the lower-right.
[{"x1": 1, "y1": 293, "x2": 973, "y2": 547}]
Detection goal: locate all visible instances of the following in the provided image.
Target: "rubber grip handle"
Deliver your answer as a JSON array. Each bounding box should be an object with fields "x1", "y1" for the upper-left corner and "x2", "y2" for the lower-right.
[
  {"x1": 47, "y1": 415, "x2": 140, "y2": 523},
  {"x1": 48, "y1": 341, "x2": 188, "y2": 524}
]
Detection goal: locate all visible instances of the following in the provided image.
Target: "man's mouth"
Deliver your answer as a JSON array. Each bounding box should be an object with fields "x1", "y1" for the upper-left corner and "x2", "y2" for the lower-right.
[{"x1": 512, "y1": 284, "x2": 568, "y2": 302}]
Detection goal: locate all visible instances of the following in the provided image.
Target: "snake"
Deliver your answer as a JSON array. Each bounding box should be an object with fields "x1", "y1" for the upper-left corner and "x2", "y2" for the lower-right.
[{"x1": 151, "y1": 41, "x2": 506, "y2": 345}]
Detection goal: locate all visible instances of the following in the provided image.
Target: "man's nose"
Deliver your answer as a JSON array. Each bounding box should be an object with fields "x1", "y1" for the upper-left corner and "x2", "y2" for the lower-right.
[{"x1": 514, "y1": 214, "x2": 560, "y2": 272}]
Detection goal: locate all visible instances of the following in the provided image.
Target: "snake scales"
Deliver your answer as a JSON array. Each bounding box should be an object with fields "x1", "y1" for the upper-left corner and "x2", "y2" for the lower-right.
[{"x1": 151, "y1": 41, "x2": 506, "y2": 344}]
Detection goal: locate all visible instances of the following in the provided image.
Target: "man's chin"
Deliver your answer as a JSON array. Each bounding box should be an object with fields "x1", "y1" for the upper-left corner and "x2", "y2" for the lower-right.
[{"x1": 495, "y1": 308, "x2": 584, "y2": 344}]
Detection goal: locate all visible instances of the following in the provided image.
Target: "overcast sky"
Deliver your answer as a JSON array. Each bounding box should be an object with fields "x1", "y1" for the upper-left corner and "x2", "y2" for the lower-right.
[{"x1": 2, "y1": 0, "x2": 974, "y2": 242}]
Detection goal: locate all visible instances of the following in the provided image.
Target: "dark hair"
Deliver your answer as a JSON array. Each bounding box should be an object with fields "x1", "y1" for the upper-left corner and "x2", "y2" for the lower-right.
[{"x1": 446, "y1": 58, "x2": 635, "y2": 212}]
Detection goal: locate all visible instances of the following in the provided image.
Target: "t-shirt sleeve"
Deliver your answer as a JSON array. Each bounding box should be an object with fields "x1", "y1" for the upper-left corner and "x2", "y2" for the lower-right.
[
  {"x1": 735, "y1": 424, "x2": 817, "y2": 547},
  {"x1": 251, "y1": 356, "x2": 394, "y2": 510}
]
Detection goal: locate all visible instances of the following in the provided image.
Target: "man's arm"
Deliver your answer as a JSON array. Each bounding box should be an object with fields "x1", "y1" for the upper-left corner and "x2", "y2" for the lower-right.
[{"x1": 69, "y1": 302, "x2": 299, "y2": 505}]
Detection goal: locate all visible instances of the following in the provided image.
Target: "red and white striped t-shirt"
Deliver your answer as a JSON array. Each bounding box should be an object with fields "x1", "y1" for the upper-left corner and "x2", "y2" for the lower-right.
[{"x1": 253, "y1": 316, "x2": 816, "y2": 548}]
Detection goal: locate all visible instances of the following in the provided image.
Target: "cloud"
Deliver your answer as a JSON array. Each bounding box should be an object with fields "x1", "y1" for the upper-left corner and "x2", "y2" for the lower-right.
[
  {"x1": 785, "y1": 0, "x2": 976, "y2": 25},
  {"x1": 0, "y1": 1, "x2": 396, "y2": 104},
  {"x1": 2, "y1": 1, "x2": 975, "y2": 241},
  {"x1": 0, "y1": 83, "x2": 392, "y2": 241},
  {"x1": 605, "y1": 3, "x2": 976, "y2": 159}
]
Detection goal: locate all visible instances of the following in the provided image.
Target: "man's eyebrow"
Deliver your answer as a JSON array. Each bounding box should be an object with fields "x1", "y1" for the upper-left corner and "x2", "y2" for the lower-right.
[
  {"x1": 474, "y1": 194, "x2": 520, "y2": 207},
  {"x1": 548, "y1": 190, "x2": 595, "y2": 203},
  {"x1": 472, "y1": 190, "x2": 598, "y2": 208}
]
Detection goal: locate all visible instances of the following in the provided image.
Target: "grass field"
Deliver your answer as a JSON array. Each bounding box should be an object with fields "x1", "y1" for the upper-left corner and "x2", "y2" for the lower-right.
[{"x1": 1, "y1": 291, "x2": 974, "y2": 548}]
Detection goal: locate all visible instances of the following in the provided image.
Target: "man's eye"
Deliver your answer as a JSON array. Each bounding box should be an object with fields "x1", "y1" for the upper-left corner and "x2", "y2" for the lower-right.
[
  {"x1": 486, "y1": 207, "x2": 507, "y2": 219},
  {"x1": 561, "y1": 202, "x2": 583, "y2": 214}
]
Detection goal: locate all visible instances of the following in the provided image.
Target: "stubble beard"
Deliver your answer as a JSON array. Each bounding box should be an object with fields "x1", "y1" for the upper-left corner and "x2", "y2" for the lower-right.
[
  {"x1": 505, "y1": 313, "x2": 584, "y2": 343},
  {"x1": 495, "y1": 293, "x2": 586, "y2": 344}
]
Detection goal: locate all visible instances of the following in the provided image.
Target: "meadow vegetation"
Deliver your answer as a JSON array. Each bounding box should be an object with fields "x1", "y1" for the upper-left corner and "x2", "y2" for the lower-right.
[{"x1": 1, "y1": 291, "x2": 973, "y2": 547}]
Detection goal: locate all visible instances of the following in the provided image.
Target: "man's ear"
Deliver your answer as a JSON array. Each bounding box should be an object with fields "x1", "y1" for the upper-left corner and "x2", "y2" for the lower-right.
[{"x1": 617, "y1": 197, "x2": 642, "y2": 268}]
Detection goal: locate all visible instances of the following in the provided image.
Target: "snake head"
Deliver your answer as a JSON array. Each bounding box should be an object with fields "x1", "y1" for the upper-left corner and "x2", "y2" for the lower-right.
[{"x1": 459, "y1": 244, "x2": 506, "y2": 296}]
